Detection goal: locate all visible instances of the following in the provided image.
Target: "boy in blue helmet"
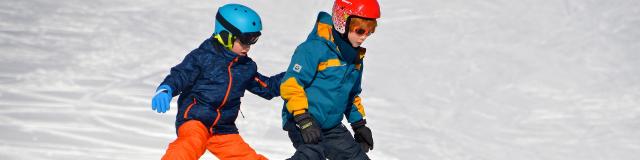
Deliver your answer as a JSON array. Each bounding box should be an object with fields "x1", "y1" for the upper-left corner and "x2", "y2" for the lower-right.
[
  {"x1": 280, "y1": 0, "x2": 380, "y2": 159},
  {"x1": 151, "y1": 3, "x2": 283, "y2": 160}
]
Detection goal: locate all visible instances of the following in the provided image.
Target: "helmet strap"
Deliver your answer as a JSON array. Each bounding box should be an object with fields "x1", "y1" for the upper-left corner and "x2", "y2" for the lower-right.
[
  {"x1": 342, "y1": 16, "x2": 352, "y2": 38},
  {"x1": 214, "y1": 31, "x2": 235, "y2": 50},
  {"x1": 338, "y1": 16, "x2": 355, "y2": 47}
]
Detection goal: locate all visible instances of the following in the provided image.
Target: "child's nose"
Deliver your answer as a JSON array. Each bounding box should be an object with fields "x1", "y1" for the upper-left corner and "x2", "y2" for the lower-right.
[
  {"x1": 240, "y1": 43, "x2": 250, "y2": 49},
  {"x1": 360, "y1": 35, "x2": 369, "y2": 40}
]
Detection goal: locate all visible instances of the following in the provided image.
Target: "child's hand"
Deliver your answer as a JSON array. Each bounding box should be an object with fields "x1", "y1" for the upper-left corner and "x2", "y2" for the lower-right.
[
  {"x1": 151, "y1": 85, "x2": 173, "y2": 113},
  {"x1": 294, "y1": 112, "x2": 322, "y2": 144},
  {"x1": 351, "y1": 119, "x2": 373, "y2": 153}
]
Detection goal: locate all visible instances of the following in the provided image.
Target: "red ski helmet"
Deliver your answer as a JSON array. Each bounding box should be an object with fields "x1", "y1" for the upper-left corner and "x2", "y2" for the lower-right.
[{"x1": 332, "y1": 0, "x2": 381, "y2": 34}]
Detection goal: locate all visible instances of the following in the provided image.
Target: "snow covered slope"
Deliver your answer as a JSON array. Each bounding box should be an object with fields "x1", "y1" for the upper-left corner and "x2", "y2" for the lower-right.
[{"x1": 1, "y1": 0, "x2": 639, "y2": 159}]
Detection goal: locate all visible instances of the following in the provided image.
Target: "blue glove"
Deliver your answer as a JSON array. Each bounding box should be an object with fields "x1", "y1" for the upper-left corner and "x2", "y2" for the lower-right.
[{"x1": 151, "y1": 85, "x2": 173, "y2": 113}]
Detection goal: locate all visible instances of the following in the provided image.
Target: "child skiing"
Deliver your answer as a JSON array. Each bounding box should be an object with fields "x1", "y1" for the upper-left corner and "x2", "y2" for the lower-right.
[
  {"x1": 151, "y1": 3, "x2": 284, "y2": 160},
  {"x1": 279, "y1": 0, "x2": 380, "y2": 159}
]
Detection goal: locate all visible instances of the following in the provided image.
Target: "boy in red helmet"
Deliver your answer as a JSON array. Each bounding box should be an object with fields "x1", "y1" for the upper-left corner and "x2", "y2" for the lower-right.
[{"x1": 279, "y1": 0, "x2": 380, "y2": 159}]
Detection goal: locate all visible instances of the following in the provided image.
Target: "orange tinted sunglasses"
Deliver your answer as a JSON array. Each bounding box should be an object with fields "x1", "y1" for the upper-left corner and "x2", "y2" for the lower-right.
[{"x1": 352, "y1": 27, "x2": 375, "y2": 36}]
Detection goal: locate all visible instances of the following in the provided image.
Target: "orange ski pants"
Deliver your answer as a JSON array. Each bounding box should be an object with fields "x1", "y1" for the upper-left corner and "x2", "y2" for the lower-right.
[{"x1": 161, "y1": 120, "x2": 267, "y2": 160}]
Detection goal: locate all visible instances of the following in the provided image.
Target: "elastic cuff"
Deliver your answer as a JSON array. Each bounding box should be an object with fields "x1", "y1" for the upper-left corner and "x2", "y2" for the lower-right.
[
  {"x1": 157, "y1": 84, "x2": 173, "y2": 95},
  {"x1": 155, "y1": 89, "x2": 168, "y2": 95},
  {"x1": 351, "y1": 119, "x2": 367, "y2": 129},
  {"x1": 293, "y1": 112, "x2": 310, "y2": 122},
  {"x1": 292, "y1": 109, "x2": 306, "y2": 116}
]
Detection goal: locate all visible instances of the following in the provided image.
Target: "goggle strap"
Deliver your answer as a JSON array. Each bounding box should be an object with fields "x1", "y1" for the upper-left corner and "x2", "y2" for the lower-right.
[{"x1": 216, "y1": 11, "x2": 241, "y2": 36}]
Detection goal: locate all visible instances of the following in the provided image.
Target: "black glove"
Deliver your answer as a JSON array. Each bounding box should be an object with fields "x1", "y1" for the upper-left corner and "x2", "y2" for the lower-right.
[
  {"x1": 352, "y1": 119, "x2": 373, "y2": 153},
  {"x1": 294, "y1": 113, "x2": 322, "y2": 144}
]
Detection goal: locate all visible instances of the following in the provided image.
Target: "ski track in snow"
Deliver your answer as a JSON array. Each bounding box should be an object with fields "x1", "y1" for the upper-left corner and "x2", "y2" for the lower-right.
[{"x1": 1, "y1": 0, "x2": 640, "y2": 159}]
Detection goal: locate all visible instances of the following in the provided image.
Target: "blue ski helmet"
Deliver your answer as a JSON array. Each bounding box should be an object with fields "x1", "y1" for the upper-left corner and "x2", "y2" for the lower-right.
[{"x1": 214, "y1": 4, "x2": 262, "y2": 49}]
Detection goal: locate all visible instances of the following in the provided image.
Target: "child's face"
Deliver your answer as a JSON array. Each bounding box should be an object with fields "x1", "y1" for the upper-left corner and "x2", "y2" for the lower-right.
[
  {"x1": 230, "y1": 39, "x2": 251, "y2": 57},
  {"x1": 347, "y1": 28, "x2": 372, "y2": 48},
  {"x1": 347, "y1": 17, "x2": 377, "y2": 48}
]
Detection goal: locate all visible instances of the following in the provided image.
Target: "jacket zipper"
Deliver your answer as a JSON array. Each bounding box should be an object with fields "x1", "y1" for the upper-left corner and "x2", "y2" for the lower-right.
[{"x1": 209, "y1": 57, "x2": 238, "y2": 134}]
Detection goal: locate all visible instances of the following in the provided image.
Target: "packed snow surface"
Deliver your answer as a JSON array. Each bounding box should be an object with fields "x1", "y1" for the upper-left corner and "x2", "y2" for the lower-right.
[{"x1": 1, "y1": 0, "x2": 639, "y2": 159}]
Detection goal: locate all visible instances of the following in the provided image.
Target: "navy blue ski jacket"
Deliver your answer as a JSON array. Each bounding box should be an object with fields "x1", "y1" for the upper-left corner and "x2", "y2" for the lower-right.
[{"x1": 160, "y1": 38, "x2": 284, "y2": 134}]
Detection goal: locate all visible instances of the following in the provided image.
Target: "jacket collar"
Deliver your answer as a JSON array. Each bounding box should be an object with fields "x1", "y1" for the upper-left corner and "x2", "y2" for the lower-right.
[
  {"x1": 200, "y1": 38, "x2": 251, "y2": 63},
  {"x1": 306, "y1": 12, "x2": 367, "y2": 64},
  {"x1": 333, "y1": 29, "x2": 359, "y2": 64}
]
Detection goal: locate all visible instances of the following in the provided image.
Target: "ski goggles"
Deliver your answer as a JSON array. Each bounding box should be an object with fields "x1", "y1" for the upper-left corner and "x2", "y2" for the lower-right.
[
  {"x1": 348, "y1": 16, "x2": 377, "y2": 36},
  {"x1": 236, "y1": 32, "x2": 261, "y2": 45},
  {"x1": 351, "y1": 27, "x2": 375, "y2": 36}
]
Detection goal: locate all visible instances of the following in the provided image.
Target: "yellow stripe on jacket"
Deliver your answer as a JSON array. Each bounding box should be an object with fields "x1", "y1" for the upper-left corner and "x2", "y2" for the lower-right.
[
  {"x1": 280, "y1": 77, "x2": 308, "y2": 116},
  {"x1": 317, "y1": 59, "x2": 341, "y2": 71},
  {"x1": 353, "y1": 96, "x2": 366, "y2": 117}
]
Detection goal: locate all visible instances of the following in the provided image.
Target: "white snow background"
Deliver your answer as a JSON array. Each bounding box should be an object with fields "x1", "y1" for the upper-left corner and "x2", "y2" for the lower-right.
[{"x1": 1, "y1": 0, "x2": 640, "y2": 159}]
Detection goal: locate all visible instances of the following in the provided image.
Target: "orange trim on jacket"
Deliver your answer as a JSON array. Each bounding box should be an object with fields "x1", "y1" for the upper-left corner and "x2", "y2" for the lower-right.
[
  {"x1": 210, "y1": 57, "x2": 238, "y2": 134},
  {"x1": 254, "y1": 76, "x2": 268, "y2": 88},
  {"x1": 183, "y1": 98, "x2": 197, "y2": 119}
]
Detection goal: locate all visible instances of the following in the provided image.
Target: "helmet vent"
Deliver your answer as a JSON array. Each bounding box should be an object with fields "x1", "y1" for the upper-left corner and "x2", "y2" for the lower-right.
[{"x1": 215, "y1": 4, "x2": 263, "y2": 35}]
